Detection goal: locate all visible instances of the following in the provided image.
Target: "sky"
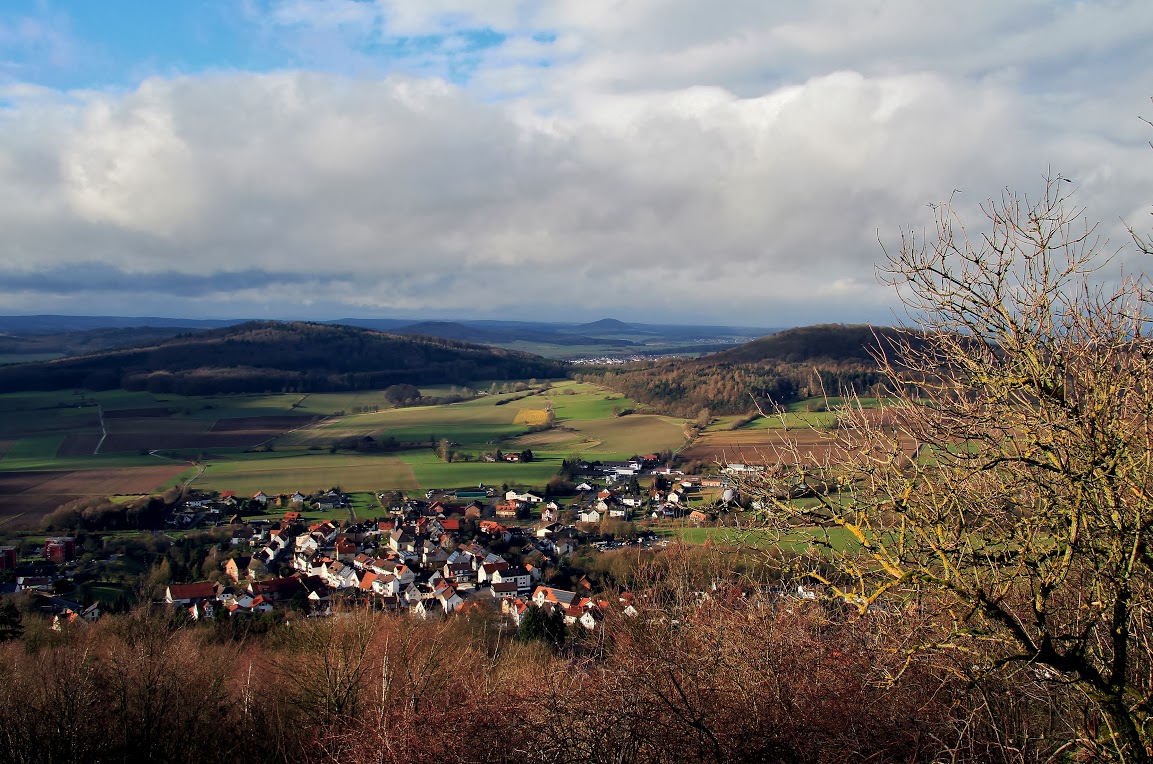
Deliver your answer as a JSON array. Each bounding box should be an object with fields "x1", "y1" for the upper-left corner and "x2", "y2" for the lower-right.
[{"x1": 0, "y1": 1, "x2": 1150, "y2": 326}]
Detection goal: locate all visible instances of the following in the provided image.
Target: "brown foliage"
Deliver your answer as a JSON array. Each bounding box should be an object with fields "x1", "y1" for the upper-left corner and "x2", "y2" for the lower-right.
[{"x1": 0, "y1": 590, "x2": 1093, "y2": 764}]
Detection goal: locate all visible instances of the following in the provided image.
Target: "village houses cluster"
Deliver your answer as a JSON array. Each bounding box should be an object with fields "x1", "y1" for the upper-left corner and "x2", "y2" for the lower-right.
[
  {"x1": 3, "y1": 456, "x2": 752, "y2": 630},
  {"x1": 162, "y1": 488, "x2": 640, "y2": 629}
]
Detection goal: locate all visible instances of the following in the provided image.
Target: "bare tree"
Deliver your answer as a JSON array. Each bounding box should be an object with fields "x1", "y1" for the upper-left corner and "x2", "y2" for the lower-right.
[{"x1": 744, "y1": 176, "x2": 1153, "y2": 760}]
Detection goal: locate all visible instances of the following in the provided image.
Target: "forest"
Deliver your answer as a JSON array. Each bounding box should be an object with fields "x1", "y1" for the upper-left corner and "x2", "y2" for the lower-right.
[
  {"x1": 0, "y1": 321, "x2": 568, "y2": 394},
  {"x1": 575, "y1": 326, "x2": 907, "y2": 417}
]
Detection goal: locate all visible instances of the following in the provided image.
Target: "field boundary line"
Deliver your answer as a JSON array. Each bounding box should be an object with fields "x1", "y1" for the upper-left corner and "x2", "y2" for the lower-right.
[{"x1": 93, "y1": 405, "x2": 107, "y2": 455}]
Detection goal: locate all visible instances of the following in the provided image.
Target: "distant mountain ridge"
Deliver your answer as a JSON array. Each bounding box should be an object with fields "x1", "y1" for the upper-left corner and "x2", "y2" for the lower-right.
[
  {"x1": 0, "y1": 314, "x2": 775, "y2": 360},
  {"x1": 0, "y1": 321, "x2": 568, "y2": 395},
  {"x1": 0, "y1": 326, "x2": 195, "y2": 359},
  {"x1": 393, "y1": 321, "x2": 636, "y2": 347},
  {"x1": 0, "y1": 315, "x2": 242, "y2": 334},
  {"x1": 569, "y1": 318, "x2": 645, "y2": 333}
]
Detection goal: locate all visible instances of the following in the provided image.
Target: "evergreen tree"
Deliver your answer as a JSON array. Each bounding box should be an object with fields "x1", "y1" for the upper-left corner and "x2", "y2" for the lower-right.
[{"x1": 0, "y1": 600, "x2": 23, "y2": 641}]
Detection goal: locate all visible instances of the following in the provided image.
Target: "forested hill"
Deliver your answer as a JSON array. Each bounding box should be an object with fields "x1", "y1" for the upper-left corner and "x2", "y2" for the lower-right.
[
  {"x1": 578, "y1": 324, "x2": 913, "y2": 417},
  {"x1": 695, "y1": 324, "x2": 910, "y2": 366},
  {"x1": 0, "y1": 321, "x2": 569, "y2": 395}
]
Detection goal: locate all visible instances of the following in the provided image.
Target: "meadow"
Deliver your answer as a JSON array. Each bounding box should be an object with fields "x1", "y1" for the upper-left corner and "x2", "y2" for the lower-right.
[{"x1": 659, "y1": 524, "x2": 859, "y2": 552}]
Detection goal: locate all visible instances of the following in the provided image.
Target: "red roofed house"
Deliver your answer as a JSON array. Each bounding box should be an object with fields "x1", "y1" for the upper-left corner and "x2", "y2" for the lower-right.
[
  {"x1": 334, "y1": 538, "x2": 357, "y2": 561},
  {"x1": 249, "y1": 576, "x2": 302, "y2": 601},
  {"x1": 478, "y1": 520, "x2": 507, "y2": 536},
  {"x1": 166, "y1": 582, "x2": 217, "y2": 605},
  {"x1": 495, "y1": 501, "x2": 521, "y2": 519},
  {"x1": 502, "y1": 597, "x2": 529, "y2": 625}
]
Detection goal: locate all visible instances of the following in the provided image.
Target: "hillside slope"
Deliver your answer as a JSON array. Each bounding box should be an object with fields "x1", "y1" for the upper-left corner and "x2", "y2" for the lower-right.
[
  {"x1": 579, "y1": 324, "x2": 912, "y2": 417},
  {"x1": 0, "y1": 321, "x2": 568, "y2": 394}
]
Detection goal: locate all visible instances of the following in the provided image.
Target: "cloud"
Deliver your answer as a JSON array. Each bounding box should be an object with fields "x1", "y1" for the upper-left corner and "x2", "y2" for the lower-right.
[{"x1": 0, "y1": 1, "x2": 1149, "y2": 323}]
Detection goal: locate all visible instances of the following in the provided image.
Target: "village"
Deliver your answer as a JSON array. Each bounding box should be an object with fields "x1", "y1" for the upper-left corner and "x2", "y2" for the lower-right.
[{"x1": 1, "y1": 458, "x2": 770, "y2": 635}]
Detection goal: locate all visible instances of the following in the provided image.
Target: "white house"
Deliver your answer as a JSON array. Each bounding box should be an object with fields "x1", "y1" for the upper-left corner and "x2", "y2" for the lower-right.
[{"x1": 491, "y1": 566, "x2": 531, "y2": 594}]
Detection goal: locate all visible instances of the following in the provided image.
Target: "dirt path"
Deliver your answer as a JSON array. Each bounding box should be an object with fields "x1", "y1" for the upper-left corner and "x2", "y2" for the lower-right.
[{"x1": 93, "y1": 405, "x2": 107, "y2": 455}]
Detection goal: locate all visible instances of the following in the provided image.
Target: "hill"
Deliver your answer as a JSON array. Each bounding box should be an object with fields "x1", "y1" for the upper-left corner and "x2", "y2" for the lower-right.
[
  {"x1": 0, "y1": 314, "x2": 240, "y2": 333},
  {"x1": 687, "y1": 324, "x2": 912, "y2": 366},
  {"x1": 570, "y1": 318, "x2": 644, "y2": 333},
  {"x1": 0, "y1": 321, "x2": 569, "y2": 395},
  {"x1": 0, "y1": 326, "x2": 198, "y2": 361},
  {"x1": 577, "y1": 324, "x2": 909, "y2": 417}
]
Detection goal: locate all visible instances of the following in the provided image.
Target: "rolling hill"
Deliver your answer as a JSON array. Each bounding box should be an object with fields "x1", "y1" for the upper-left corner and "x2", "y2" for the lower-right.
[
  {"x1": 685, "y1": 324, "x2": 915, "y2": 366},
  {"x1": 577, "y1": 324, "x2": 912, "y2": 417},
  {"x1": 0, "y1": 321, "x2": 569, "y2": 395}
]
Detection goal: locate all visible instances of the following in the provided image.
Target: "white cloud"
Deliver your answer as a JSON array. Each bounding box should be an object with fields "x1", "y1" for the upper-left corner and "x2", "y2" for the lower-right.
[
  {"x1": 0, "y1": 1, "x2": 1149, "y2": 323},
  {"x1": 271, "y1": 0, "x2": 378, "y2": 30}
]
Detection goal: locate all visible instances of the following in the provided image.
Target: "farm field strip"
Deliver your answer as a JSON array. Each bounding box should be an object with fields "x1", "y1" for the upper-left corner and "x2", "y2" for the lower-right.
[
  {"x1": 682, "y1": 427, "x2": 919, "y2": 466},
  {"x1": 395, "y1": 451, "x2": 561, "y2": 489},
  {"x1": 0, "y1": 381, "x2": 692, "y2": 515},
  {"x1": 190, "y1": 455, "x2": 420, "y2": 494},
  {"x1": 660, "y1": 525, "x2": 861, "y2": 552}
]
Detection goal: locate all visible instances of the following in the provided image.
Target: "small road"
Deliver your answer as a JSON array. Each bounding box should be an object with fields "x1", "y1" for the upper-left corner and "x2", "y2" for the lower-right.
[
  {"x1": 178, "y1": 462, "x2": 207, "y2": 501},
  {"x1": 93, "y1": 405, "x2": 107, "y2": 455}
]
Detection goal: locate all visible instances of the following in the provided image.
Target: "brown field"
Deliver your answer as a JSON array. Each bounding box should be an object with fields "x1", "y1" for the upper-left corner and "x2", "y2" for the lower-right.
[
  {"x1": 23, "y1": 466, "x2": 188, "y2": 494},
  {"x1": 103, "y1": 408, "x2": 174, "y2": 418},
  {"x1": 0, "y1": 440, "x2": 12, "y2": 459},
  {"x1": 505, "y1": 429, "x2": 592, "y2": 448},
  {"x1": 106, "y1": 418, "x2": 215, "y2": 434},
  {"x1": 681, "y1": 427, "x2": 917, "y2": 466},
  {"x1": 0, "y1": 464, "x2": 189, "y2": 529},
  {"x1": 210, "y1": 416, "x2": 319, "y2": 432},
  {"x1": 0, "y1": 493, "x2": 75, "y2": 529},
  {"x1": 0, "y1": 471, "x2": 73, "y2": 494}
]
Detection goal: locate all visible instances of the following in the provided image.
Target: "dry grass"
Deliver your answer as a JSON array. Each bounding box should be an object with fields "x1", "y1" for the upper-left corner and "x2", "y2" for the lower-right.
[{"x1": 513, "y1": 408, "x2": 552, "y2": 426}]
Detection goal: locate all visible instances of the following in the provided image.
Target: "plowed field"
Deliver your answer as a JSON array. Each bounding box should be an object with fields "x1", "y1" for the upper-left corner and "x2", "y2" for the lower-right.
[
  {"x1": 0, "y1": 464, "x2": 189, "y2": 529},
  {"x1": 681, "y1": 428, "x2": 918, "y2": 466}
]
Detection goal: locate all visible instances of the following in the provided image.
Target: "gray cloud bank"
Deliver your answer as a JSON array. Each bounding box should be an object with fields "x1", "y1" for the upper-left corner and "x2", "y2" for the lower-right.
[{"x1": 0, "y1": 1, "x2": 1151, "y2": 324}]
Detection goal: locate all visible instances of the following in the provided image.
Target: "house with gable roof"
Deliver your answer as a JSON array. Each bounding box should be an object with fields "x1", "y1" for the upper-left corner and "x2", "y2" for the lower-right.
[
  {"x1": 490, "y1": 566, "x2": 531, "y2": 594},
  {"x1": 166, "y1": 582, "x2": 217, "y2": 606},
  {"x1": 532, "y1": 585, "x2": 578, "y2": 609}
]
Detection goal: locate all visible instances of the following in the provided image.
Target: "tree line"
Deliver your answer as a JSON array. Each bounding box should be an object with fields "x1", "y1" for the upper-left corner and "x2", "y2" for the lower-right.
[{"x1": 577, "y1": 360, "x2": 885, "y2": 417}]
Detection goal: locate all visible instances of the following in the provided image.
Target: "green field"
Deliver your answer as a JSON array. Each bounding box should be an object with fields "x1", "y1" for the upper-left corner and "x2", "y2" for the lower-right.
[
  {"x1": 0, "y1": 380, "x2": 694, "y2": 508},
  {"x1": 188, "y1": 453, "x2": 421, "y2": 494},
  {"x1": 396, "y1": 450, "x2": 563, "y2": 489},
  {"x1": 3, "y1": 435, "x2": 67, "y2": 463},
  {"x1": 659, "y1": 524, "x2": 860, "y2": 553}
]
